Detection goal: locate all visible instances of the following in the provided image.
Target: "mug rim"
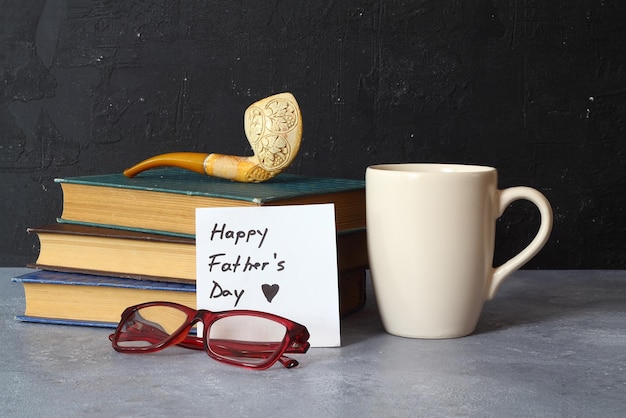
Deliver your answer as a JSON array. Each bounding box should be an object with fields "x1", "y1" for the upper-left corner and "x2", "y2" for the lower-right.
[{"x1": 367, "y1": 163, "x2": 496, "y2": 174}]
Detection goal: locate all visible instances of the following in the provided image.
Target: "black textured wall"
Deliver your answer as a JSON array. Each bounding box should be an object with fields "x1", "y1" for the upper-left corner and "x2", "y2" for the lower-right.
[{"x1": 2, "y1": 1, "x2": 625, "y2": 268}]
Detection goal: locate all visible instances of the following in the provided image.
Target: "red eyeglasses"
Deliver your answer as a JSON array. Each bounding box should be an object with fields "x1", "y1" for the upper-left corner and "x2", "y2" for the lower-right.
[{"x1": 109, "y1": 301, "x2": 310, "y2": 370}]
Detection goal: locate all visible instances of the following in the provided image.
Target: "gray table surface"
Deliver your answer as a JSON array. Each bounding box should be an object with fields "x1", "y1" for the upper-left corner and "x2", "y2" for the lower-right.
[{"x1": 1, "y1": 268, "x2": 625, "y2": 417}]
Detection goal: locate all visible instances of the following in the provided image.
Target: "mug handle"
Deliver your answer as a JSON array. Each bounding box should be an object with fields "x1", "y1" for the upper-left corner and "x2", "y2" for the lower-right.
[{"x1": 486, "y1": 187, "x2": 553, "y2": 300}]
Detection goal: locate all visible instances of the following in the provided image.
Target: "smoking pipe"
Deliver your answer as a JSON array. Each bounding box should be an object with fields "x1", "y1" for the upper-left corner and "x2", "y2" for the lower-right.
[{"x1": 123, "y1": 92, "x2": 302, "y2": 183}]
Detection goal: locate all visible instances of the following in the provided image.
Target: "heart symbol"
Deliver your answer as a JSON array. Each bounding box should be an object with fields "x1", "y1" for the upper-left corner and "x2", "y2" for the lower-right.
[{"x1": 262, "y1": 284, "x2": 279, "y2": 303}]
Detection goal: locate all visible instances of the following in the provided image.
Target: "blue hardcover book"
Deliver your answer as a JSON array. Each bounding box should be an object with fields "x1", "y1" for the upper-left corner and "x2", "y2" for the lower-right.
[{"x1": 12, "y1": 269, "x2": 196, "y2": 328}]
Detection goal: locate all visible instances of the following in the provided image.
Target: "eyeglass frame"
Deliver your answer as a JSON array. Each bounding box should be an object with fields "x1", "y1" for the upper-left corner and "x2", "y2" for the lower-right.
[{"x1": 109, "y1": 301, "x2": 310, "y2": 370}]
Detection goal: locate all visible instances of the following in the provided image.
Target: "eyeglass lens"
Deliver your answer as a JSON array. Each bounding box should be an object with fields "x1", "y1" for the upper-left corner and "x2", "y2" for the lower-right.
[
  {"x1": 117, "y1": 305, "x2": 188, "y2": 348},
  {"x1": 208, "y1": 315, "x2": 288, "y2": 365}
]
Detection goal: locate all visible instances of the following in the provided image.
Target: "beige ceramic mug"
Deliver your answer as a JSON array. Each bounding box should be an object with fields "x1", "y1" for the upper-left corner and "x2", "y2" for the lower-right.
[{"x1": 366, "y1": 163, "x2": 553, "y2": 339}]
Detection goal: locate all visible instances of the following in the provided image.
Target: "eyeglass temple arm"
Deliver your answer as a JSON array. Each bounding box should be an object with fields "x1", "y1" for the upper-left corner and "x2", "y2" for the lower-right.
[
  {"x1": 179, "y1": 336, "x2": 303, "y2": 368},
  {"x1": 285, "y1": 340, "x2": 310, "y2": 354},
  {"x1": 178, "y1": 333, "x2": 310, "y2": 353}
]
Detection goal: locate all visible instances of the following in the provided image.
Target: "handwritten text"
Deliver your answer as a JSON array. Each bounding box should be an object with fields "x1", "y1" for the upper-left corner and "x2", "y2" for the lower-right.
[{"x1": 210, "y1": 223, "x2": 269, "y2": 248}]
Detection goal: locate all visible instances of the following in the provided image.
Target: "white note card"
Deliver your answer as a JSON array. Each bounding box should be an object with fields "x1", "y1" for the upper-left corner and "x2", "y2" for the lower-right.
[{"x1": 196, "y1": 204, "x2": 340, "y2": 347}]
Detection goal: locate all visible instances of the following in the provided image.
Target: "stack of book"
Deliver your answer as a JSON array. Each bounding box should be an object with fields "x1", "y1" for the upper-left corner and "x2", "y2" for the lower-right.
[{"x1": 14, "y1": 168, "x2": 368, "y2": 327}]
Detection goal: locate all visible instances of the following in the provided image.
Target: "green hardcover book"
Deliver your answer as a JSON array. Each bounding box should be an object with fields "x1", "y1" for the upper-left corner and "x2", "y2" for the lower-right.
[
  {"x1": 27, "y1": 223, "x2": 369, "y2": 284},
  {"x1": 55, "y1": 168, "x2": 365, "y2": 238}
]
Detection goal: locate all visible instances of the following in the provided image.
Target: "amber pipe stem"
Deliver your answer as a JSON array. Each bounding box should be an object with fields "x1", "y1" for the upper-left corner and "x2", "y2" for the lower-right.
[{"x1": 123, "y1": 152, "x2": 209, "y2": 178}]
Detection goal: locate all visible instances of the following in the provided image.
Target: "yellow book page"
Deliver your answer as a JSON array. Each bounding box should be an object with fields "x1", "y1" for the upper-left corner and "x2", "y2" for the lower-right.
[{"x1": 23, "y1": 283, "x2": 196, "y2": 323}]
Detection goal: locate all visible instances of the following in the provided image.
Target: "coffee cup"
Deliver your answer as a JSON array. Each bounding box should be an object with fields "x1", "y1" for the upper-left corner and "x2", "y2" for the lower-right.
[{"x1": 366, "y1": 163, "x2": 553, "y2": 339}]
